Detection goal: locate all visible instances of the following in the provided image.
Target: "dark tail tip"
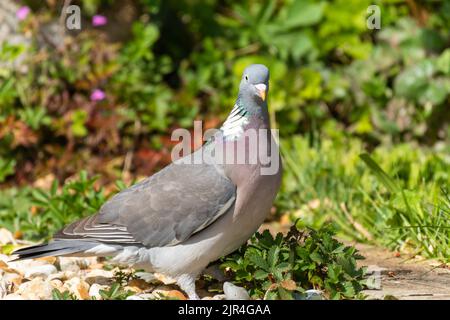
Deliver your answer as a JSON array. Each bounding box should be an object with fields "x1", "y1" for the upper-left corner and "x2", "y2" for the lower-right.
[{"x1": 11, "y1": 241, "x2": 89, "y2": 261}]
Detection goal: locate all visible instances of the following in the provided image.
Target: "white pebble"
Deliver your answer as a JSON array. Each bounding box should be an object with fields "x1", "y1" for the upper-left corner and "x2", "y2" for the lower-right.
[
  {"x1": 88, "y1": 283, "x2": 109, "y2": 300},
  {"x1": 223, "y1": 282, "x2": 250, "y2": 300},
  {"x1": 24, "y1": 264, "x2": 57, "y2": 279}
]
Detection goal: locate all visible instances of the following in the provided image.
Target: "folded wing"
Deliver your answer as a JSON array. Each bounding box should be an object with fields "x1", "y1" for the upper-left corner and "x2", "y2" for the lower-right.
[{"x1": 55, "y1": 160, "x2": 236, "y2": 247}]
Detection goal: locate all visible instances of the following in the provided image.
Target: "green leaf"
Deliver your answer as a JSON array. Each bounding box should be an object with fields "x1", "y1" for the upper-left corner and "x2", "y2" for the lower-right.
[
  {"x1": 257, "y1": 0, "x2": 276, "y2": 24},
  {"x1": 246, "y1": 251, "x2": 269, "y2": 271},
  {"x1": 359, "y1": 154, "x2": 400, "y2": 193},
  {"x1": 394, "y1": 60, "x2": 434, "y2": 100},
  {"x1": 52, "y1": 288, "x2": 77, "y2": 300},
  {"x1": 71, "y1": 109, "x2": 88, "y2": 137},
  {"x1": 115, "y1": 180, "x2": 128, "y2": 191},
  {"x1": 52, "y1": 289, "x2": 62, "y2": 300},
  {"x1": 436, "y1": 49, "x2": 450, "y2": 75},
  {"x1": 0, "y1": 158, "x2": 16, "y2": 183},
  {"x1": 418, "y1": 79, "x2": 449, "y2": 106},
  {"x1": 0, "y1": 244, "x2": 17, "y2": 255},
  {"x1": 276, "y1": 262, "x2": 291, "y2": 273},
  {"x1": 309, "y1": 251, "x2": 323, "y2": 264},
  {"x1": 283, "y1": 0, "x2": 324, "y2": 28},
  {"x1": 220, "y1": 261, "x2": 240, "y2": 271},
  {"x1": 343, "y1": 281, "x2": 356, "y2": 297},
  {"x1": 254, "y1": 270, "x2": 269, "y2": 280},
  {"x1": 267, "y1": 245, "x2": 280, "y2": 268},
  {"x1": 278, "y1": 287, "x2": 294, "y2": 300},
  {"x1": 296, "y1": 247, "x2": 310, "y2": 260},
  {"x1": 31, "y1": 189, "x2": 49, "y2": 205},
  {"x1": 50, "y1": 179, "x2": 58, "y2": 196}
]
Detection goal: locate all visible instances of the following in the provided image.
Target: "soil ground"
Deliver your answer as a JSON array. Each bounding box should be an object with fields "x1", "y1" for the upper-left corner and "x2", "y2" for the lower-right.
[{"x1": 355, "y1": 243, "x2": 450, "y2": 300}]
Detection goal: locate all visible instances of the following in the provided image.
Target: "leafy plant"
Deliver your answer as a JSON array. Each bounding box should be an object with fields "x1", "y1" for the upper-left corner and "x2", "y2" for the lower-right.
[
  {"x1": 99, "y1": 283, "x2": 134, "y2": 300},
  {"x1": 0, "y1": 157, "x2": 16, "y2": 183},
  {"x1": 279, "y1": 133, "x2": 450, "y2": 260},
  {"x1": 51, "y1": 289, "x2": 78, "y2": 300},
  {"x1": 221, "y1": 223, "x2": 367, "y2": 300},
  {"x1": 51, "y1": 272, "x2": 136, "y2": 300},
  {"x1": 112, "y1": 269, "x2": 138, "y2": 286},
  {"x1": 29, "y1": 171, "x2": 106, "y2": 238},
  {"x1": 0, "y1": 171, "x2": 108, "y2": 241},
  {"x1": 360, "y1": 153, "x2": 450, "y2": 260}
]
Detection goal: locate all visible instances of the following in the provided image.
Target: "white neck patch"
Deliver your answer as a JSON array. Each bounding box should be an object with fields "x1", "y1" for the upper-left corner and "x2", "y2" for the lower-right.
[{"x1": 220, "y1": 103, "x2": 249, "y2": 140}]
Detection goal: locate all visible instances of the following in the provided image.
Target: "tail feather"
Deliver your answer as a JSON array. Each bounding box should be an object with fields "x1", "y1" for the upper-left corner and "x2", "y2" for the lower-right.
[{"x1": 12, "y1": 240, "x2": 97, "y2": 261}]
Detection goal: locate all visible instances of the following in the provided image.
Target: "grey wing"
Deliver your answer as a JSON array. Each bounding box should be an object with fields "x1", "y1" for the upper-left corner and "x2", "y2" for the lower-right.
[{"x1": 54, "y1": 161, "x2": 236, "y2": 247}]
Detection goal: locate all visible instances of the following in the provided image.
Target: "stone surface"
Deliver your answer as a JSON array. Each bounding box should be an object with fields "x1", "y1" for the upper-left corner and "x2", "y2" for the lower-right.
[
  {"x1": 88, "y1": 263, "x2": 105, "y2": 270},
  {"x1": 123, "y1": 285, "x2": 142, "y2": 294},
  {"x1": 153, "y1": 272, "x2": 177, "y2": 285},
  {"x1": 8, "y1": 258, "x2": 50, "y2": 275},
  {"x1": 138, "y1": 293, "x2": 156, "y2": 300},
  {"x1": 2, "y1": 293, "x2": 24, "y2": 300},
  {"x1": 63, "y1": 277, "x2": 91, "y2": 300},
  {"x1": 57, "y1": 257, "x2": 97, "y2": 272},
  {"x1": 24, "y1": 264, "x2": 57, "y2": 279},
  {"x1": 127, "y1": 278, "x2": 153, "y2": 291},
  {"x1": 356, "y1": 243, "x2": 450, "y2": 300},
  {"x1": 89, "y1": 283, "x2": 109, "y2": 300},
  {"x1": 202, "y1": 294, "x2": 226, "y2": 300},
  {"x1": 2, "y1": 272, "x2": 23, "y2": 288},
  {"x1": 84, "y1": 269, "x2": 114, "y2": 285},
  {"x1": 35, "y1": 256, "x2": 57, "y2": 265},
  {"x1": 57, "y1": 257, "x2": 80, "y2": 272},
  {"x1": 49, "y1": 279, "x2": 64, "y2": 290},
  {"x1": 0, "y1": 278, "x2": 9, "y2": 299},
  {"x1": 294, "y1": 289, "x2": 324, "y2": 300},
  {"x1": 223, "y1": 282, "x2": 250, "y2": 300},
  {"x1": 17, "y1": 278, "x2": 53, "y2": 300},
  {"x1": 152, "y1": 288, "x2": 187, "y2": 300},
  {"x1": 0, "y1": 228, "x2": 16, "y2": 245},
  {"x1": 0, "y1": 261, "x2": 19, "y2": 275},
  {"x1": 126, "y1": 295, "x2": 145, "y2": 300}
]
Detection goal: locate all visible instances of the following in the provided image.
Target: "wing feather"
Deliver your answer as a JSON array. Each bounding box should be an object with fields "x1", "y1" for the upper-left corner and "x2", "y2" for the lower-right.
[{"x1": 54, "y1": 152, "x2": 236, "y2": 247}]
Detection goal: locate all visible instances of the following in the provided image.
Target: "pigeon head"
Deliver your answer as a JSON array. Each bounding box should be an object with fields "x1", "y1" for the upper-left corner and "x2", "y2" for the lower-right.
[{"x1": 239, "y1": 64, "x2": 270, "y2": 104}]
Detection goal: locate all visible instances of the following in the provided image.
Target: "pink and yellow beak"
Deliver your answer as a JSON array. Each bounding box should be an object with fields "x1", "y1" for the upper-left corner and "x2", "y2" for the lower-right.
[{"x1": 254, "y1": 83, "x2": 267, "y2": 101}]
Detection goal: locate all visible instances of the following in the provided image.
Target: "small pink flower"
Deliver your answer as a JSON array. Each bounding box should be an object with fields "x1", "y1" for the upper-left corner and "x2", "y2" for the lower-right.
[
  {"x1": 92, "y1": 15, "x2": 107, "y2": 27},
  {"x1": 90, "y1": 89, "x2": 106, "y2": 101},
  {"x1": 16, "y1": 6, "x2": 30, "y2": 21}
]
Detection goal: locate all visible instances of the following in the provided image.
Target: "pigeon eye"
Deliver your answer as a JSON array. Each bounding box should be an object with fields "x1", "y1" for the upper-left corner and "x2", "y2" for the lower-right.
[{"x1": 245, "y1": 75, "x2": 249, "y2": 81}]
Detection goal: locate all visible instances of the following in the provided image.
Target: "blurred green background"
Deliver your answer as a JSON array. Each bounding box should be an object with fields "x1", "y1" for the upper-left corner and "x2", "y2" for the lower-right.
[{"x1": 0, "y1": 0, "x2": 449, "y2": 260}]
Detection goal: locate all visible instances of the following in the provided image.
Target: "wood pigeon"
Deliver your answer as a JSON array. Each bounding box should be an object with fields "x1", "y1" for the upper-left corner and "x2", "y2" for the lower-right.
[{"x1": 13, "y1": 64, "x2": 282, "y2": 299}]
